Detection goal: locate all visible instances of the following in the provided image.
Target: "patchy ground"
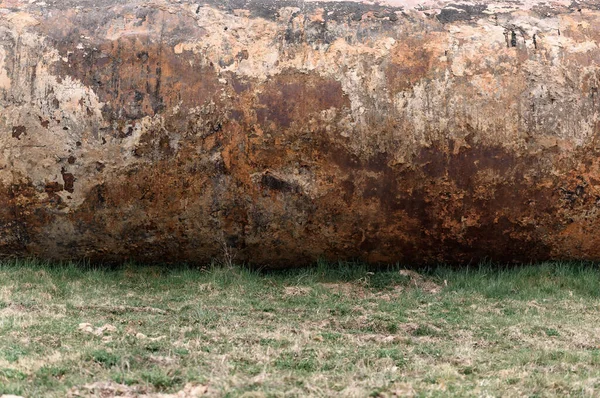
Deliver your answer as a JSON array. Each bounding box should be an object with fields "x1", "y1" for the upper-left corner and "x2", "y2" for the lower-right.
[{"x1": 1, "y1": 260, "x2": 600, "y2": 397}]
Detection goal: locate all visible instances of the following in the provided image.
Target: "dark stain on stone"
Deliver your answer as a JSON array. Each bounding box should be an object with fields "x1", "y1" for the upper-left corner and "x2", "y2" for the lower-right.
[
  {"x1": 61, "y1": 168, "x2": 75, "y2": 193},
  {"x1": 11, "y1": 126, "x2": 26, "y2": 140},
  {"x1": 436, "y1": 4, "x2": 488, "y2": 23},
  {"x1": 218, "y1": 57, "x2": 235, "y2": 68},
  {"x1": 217, "y1": 0, "x2": 405, "y2": 24},
  {"x1": 341, "y1": 179, "x2": 355, "y2": 205},
  {"x1": 229, "y1": 109, "x2": 245, "y2": 122},
  {"x1": 236, "y1": 49, "x2": 249, "y2": 61},
  {"x1": 319, "y1": 135, "x2": 556, "y2": 264},
  {"x1": 45, "y1": 7, "x2": 220, "y2": 132},
  {"x1": 44, "y1": 181, "x2": 64, "y2": 194},
  {"x1": 67, "y1": 156, "x2": 76, "y2": 164},
  {"x1": 261, "y1": 173, "x2": 298, "y2": 193},
  {"x1": 88, "y1": 183, "x2": 107, "y2": 208},
  {"x1": 257, "y1": 71, "x2": 349, "y2": 129},
  {"x1": 133, "y1": 129, "x2": 175, "y2": 159},
  {"x1": 137, "y1": 51, "x2": 149, "y2": 62},
  {"x1": 230, "y1": 76, "x2": 249, "y2": 94},
  {"x1": 117, "y1": 124, "x2": 134, "y2": 139}
]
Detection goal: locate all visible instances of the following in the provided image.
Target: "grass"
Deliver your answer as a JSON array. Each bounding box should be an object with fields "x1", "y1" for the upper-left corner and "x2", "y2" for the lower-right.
[{"x1": 0, "y1": 259, "x2": 600, "y2": 396}]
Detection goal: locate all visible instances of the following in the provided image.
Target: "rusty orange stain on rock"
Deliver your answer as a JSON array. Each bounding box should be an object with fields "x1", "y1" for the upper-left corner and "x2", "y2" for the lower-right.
[
  {"x1": 385, "y1": 34, "x2": 444, "y2": 93},
  {"x1": 1, "y1": 0, "x2": 600, "y2": 266}
]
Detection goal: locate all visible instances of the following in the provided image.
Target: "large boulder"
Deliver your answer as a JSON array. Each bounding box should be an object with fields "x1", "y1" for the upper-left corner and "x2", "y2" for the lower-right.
[{"x1": 1, "y1": 0, "x2": 599, "y2": 265}]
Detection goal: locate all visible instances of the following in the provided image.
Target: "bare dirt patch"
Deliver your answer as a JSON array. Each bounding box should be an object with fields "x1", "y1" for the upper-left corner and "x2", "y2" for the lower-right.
[
  {"x1": 398, "y1": 270, "x2": 442, "y2": 294},
  {"x1": 283, "y1": 286, "x2": 312, "y2": 296}
]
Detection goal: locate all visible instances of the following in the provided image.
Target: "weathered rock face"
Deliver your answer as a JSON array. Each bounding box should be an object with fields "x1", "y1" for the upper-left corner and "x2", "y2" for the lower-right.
[{"x1": 1, "y1": 0, "x2": 600, "y2": 266}]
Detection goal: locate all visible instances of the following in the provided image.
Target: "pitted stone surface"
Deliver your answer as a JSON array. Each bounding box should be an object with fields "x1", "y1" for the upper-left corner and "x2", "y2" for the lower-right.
[{"x1": 1, "y1": 0, "x2": 600, "y2": 265}]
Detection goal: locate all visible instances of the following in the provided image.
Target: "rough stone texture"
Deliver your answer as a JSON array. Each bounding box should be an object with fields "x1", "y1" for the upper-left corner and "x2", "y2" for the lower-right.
[{"x1": 1, "y1": 0, "x2": 600, "y2": 266}]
